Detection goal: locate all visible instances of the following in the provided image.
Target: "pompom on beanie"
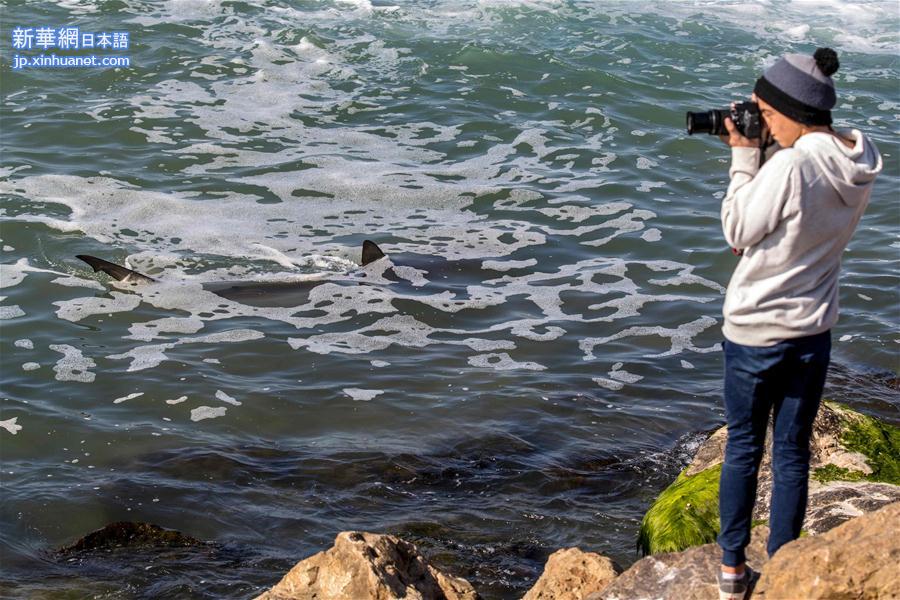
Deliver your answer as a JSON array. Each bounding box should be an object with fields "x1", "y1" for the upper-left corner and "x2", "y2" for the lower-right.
[{"x1": 753, "y1": 48, "x2": 839, "y2": 125}]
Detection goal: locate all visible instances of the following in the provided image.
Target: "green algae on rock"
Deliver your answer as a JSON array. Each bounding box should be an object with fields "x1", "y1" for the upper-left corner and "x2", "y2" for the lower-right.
[
  {"x1": 812, "y1": 463, "x2": 869, "y2": 483},
  {"x1": 813, "y1": 401, "x2": 900, "y2": 485},
  {"x1": 635, "y1": 465, "x2": 772, "y2": 556},
  {"x1": 637, "y1": 464, "x2": 721, "y2": 556}
]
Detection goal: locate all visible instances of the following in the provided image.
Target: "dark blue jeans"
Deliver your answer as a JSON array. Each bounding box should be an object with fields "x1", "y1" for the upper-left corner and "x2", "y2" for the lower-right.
[{"x1": 717, "y1": 330, "x2": 831, "y2": 567}]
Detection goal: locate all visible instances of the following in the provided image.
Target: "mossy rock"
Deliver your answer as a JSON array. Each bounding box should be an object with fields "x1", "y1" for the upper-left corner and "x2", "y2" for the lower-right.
[
  {"x1": 639, "y1": 401, "x2": 899, "y2": 556},
  {"x1": 813, "y1": 401, "x2": 900, "y2": 485},
  {"x1": 637, "y1": 464, "x2": 721, "y2": 556},
  {"x1": 811, "y1": 464, "x2": 868, "y2": 483},
  {"x1": 637, "y1": 467, "x2": 818, "y2": 556}
]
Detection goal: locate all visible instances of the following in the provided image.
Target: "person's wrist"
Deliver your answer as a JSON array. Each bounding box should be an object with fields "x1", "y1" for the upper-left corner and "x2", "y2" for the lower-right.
[{"x1": 731, "y1": 145, "x2": 760, "y2": 166}]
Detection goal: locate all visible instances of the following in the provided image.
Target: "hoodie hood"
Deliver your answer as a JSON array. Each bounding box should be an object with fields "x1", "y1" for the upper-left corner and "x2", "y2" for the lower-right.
[{"x1": 796, "y1": 129, "x2": 883, "y2": 207}]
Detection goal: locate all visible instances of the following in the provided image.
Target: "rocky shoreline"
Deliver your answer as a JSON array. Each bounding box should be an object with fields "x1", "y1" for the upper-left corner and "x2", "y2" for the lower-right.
[{"x1": 255, "y1": 400, "x2": 900, "y2": 599}]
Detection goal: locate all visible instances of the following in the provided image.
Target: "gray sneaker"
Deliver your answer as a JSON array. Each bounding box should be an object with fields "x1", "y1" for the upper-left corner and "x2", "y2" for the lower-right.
[{"x1": 717, "y1": 566, "x2": 757, "y2": 600}]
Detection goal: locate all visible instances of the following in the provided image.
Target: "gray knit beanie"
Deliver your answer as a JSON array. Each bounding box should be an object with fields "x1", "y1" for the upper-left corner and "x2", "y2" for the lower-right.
[{"x1": 753, "y1": 48, "x2": 839, "y2": 125}]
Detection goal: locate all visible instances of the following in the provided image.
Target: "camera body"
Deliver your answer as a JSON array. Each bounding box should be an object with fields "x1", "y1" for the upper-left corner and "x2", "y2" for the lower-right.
[{"x1": 686, "y1": 101, "x2": 762, "y2": 139}]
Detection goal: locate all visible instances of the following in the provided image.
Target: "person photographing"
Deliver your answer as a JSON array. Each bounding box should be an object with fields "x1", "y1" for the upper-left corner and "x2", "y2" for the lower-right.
[{"x1": 694, "y1": 48, "x2": 883, "y2": 599}]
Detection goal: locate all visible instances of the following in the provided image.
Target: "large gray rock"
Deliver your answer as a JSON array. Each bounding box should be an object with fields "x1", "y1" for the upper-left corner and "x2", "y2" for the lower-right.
[
  {"x1": 791, "y1": 479, "x2": 900, "y2": 535},
  {"x1": 589, "y1": 528, "x2": 769, "y2": 600},
  {"x1": 255, "y1": 531, "x2": 479, "y2": 600}
]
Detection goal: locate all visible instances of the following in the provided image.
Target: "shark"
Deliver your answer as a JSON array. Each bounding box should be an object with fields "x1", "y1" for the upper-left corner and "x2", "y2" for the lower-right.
[
  {"x1": 77, "y1": 240, "x2": 536, "y2": 310},
  {"x1": 76, "y1": 240, "x2": 387, "y2": 308}
]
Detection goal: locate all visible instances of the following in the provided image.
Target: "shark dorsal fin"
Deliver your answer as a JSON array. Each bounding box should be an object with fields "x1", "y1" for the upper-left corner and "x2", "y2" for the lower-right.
[
  {"x1": 76, "y1": 255, "x2": 156, "y2": 283},
  {"x1": 361, "y1": 240, "x2": 386, "y2": 266}
]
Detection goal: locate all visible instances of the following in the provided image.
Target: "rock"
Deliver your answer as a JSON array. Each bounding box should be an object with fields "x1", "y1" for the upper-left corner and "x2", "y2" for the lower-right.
[
  {"x1": 522, "y1": 547, "x2": 621, "y2": 600},
  {"x1": 801, "y1": 480, "x2": 900, "y2": 534},
  {"x1": 752, "y1": 501, "x2": 900, "y2": 599},
  {"x1": 638, "y1": 401, "x2": 900, "y2": 555},
  {"x1": 590, "y1": 527, "x2": 769, "y2": 600},
  {"x1": 685, "y1": 401, "x2": 896, "y2": 482},
  {"x1": 57, "y1": 522, "x2": 204, "y2": 555},
  {"x1": 683, "y1": 427, "x2": 728, "y2": 478},
  {"x1": 636, "y1": 464, "x2": 722, "y2": 555},
  {"x1": 595, "y1": 502, "x2": 900, "y2": 599},
  {"x1": 255, "y1": 531, "x2": 479, "y2": 600},
  {"x1": 545, "y1": 402, "x2": 898, "y2": 599},
  {"x1": 749, "y1": 401, "x2": 900, "y2": 527}
]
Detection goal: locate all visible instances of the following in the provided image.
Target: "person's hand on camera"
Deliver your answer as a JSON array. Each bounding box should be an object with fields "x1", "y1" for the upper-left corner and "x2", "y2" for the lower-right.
[{"x1": 719, "y1": 117, "x2": 758, "y2": 148}]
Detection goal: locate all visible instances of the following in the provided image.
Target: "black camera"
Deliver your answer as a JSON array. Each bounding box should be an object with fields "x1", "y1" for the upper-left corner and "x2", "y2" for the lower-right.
[{"x1": 686, "y1": 101, "x2": 762, "y2": 139}]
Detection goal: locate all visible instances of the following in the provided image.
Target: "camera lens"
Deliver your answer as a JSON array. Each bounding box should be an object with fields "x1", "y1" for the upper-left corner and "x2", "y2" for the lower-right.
[
  {"x1": 686, "y1": 111, "x2": 715, "y2": 135},
  {"x1": 686, "y1": 110, "x2": 728, "y2": 136}
]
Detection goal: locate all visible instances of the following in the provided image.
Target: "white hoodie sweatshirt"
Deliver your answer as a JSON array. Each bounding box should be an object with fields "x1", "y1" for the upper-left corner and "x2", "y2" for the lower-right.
[{"x1": 721, "y1": 129, "x2": 882, "y2": 346}]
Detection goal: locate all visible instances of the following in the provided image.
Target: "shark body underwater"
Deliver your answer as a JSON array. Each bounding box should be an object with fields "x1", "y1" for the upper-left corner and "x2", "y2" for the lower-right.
[{"x1": 76, "y1": 240, "x2": 388, "y2": 308}]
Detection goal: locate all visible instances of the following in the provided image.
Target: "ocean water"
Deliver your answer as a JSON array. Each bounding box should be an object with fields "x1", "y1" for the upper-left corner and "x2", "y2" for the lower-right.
[{"x1": 0, "y1": 1, "x2": 897, "y2": 597}]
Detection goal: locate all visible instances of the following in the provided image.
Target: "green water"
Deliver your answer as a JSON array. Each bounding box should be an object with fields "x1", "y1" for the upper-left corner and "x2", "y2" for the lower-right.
[{"x1": 1, "y1": 1, "x2": 898, "y2": 597}]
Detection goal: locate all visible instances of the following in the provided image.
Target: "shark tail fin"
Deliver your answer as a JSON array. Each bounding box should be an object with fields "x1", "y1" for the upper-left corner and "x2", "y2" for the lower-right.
[
  {"x1": 361, "y1": 240, "x2": 386, "y2": 266},
  {"x1": 76, "y1": 255, "x2": 156, "y2": 283}
]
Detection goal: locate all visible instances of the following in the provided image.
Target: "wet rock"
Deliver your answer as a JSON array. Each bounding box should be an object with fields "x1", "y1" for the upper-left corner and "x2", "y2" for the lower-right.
[
  {"x1": 752, "y1": 501, "x2": 900, "y2": 599},
  {"x1": 255, "y1": 531, "x2": 479, "y2": 600},
  {"x1": 590, "y1": 527, "x2": 769, "y2": 600},
  {"x1": 683, "y1": 426, "x2": 728, "y2": 478},
  {"x1": 522, "y1": 547, "x2": 620, "y2": 600},
  {"x1": 57, "y1": 521, "x2": 204, "y2": 555},
  {"x1": 50, "y1": 522, "x2": 261, "y2": 598}
]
